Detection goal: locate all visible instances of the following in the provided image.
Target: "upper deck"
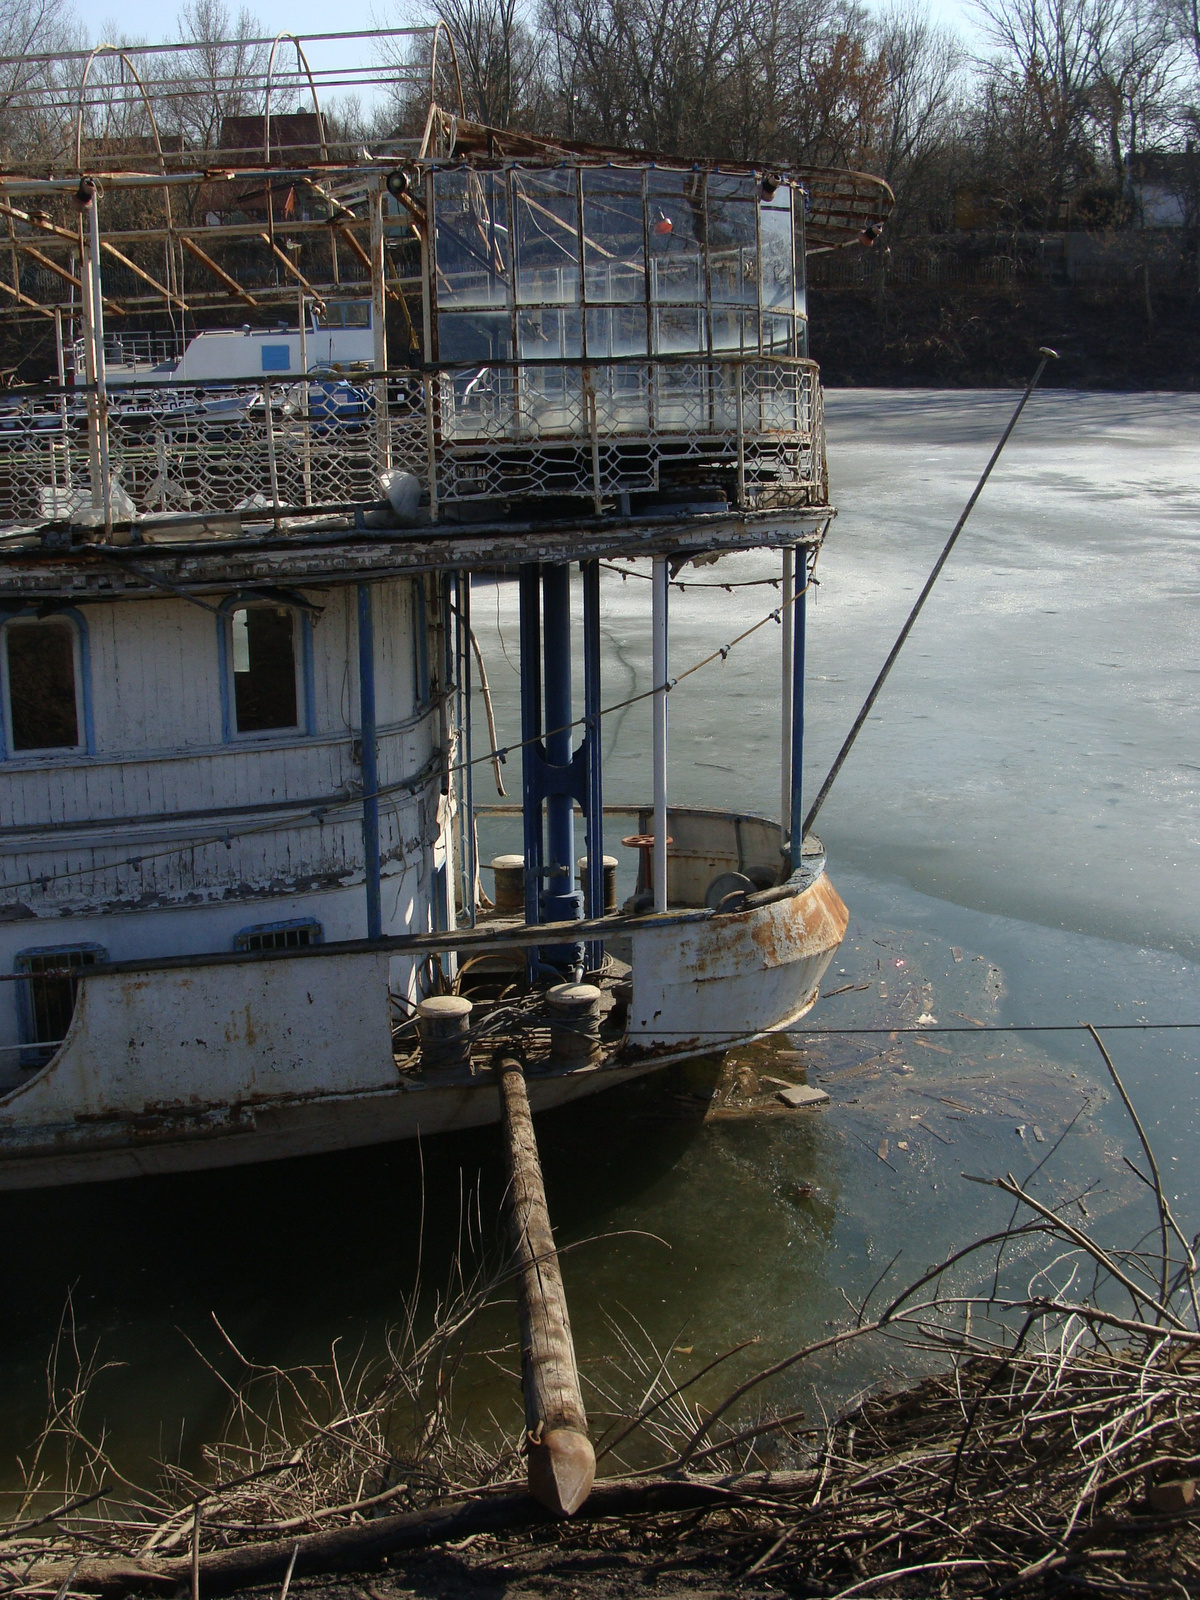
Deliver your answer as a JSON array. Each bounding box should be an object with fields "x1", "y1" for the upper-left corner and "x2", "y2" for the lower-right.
[{"x1": 0, "y1": 32, "x2": 892, "y2": 595}]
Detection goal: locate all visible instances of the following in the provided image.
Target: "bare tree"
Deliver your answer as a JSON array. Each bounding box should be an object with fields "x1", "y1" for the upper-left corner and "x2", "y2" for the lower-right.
[
  {"x1": 970, "y1": 0, "x2": 1103, "y2": 220},
  {"x1": 871, "y1": 3, "x2": 967, "y2": 229},
  {"x1": 1086, "y1": 0, "x2": 1179, "y2": 180},
  {"x1": 0, "y1": 0, "x2": 81, "y2": 161},
  {"x1": 165, "y1": 0, "x2": 270, "y2": 152}
]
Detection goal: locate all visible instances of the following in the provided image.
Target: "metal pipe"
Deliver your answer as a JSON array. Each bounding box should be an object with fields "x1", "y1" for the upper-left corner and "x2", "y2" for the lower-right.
[
  {"x1": 582, "y1": 558, "x2": 604, "y2": 970},
  {"x1": 541, "y1": 563, "x2": 577, "y2": 926},
  {"x1": 780, "y1": 546, "x2": 794, "y2": 844},
  {"x1": 357, "y1": 581, "x2": 382, "y2": 940},
  {"x1": 789, "y1": 550, "x2": 807, "y2": 866},
  {"x1": 652, "y1": 556, "x2": 669, "y2": 913}
]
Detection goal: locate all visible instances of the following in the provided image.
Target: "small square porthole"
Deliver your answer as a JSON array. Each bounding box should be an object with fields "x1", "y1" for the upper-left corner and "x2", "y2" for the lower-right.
[
  {"x1": 230, "y1": 605, "x2": 298, "y2": 733},
  {"x1": 261, "y1": 344, "x2": 291, "y2": 372},
  {"x1": 4, "y1": 618, "x2": 81, "y2": 752},
  {"x1": 235, "y1": 919, "x2": 323, "y2": 952},
  {"x1": 16, "y1": 944, "x2": 105, "y2": 1068}
]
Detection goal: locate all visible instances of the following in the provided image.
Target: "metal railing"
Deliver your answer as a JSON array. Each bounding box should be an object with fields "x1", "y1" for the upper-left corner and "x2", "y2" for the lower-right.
[{"x1": 0, "y1": 355, "x2": 828, "y2": 532}]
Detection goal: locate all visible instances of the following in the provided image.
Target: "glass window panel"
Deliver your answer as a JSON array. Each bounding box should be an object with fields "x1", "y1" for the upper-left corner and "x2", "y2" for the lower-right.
[
  {"x1": 517, "y1": 308, "x2": 582, "y2": 362},
  {"x1": 710, "y1": 307, "x2": 759, "y2": 354},
  {"x1": 653, "y1": 305, "x2": 705, "y2": 356},
  {"x1": 6, "y1": 621, "x2": 78, "y2": 751},
  {"x1": 592, "y1": 364, "x2": 650, "y2": 433},
  {"x1": 654, "y1": 364, "x2": 705, "y2": 432},
  {"x1": 513, "y1": 170, "x2": 580, "y2": 305},
  {"x1": 759, "y1": 198, "x2": 795, "y2": 311},
  {"x1": 443, "y1": 366, "x2": 517, "y2": 441},
  {"x1": 438, "y1": 311, "x2": 513, "y2": 364},
  {"x1": 708, "y1": 198, "x2": 757, "y2": 305},
  {"x1": 647, "y1": 172, "x2": 703, "y2": 303},
  {"x1": 708, "y1": 171, "x2": 757, "y2": 201},
  {"x1": 762, "y1": 314, "x2": 796, "y2": 355},
  {"x1": 232, "y1": 606, "x2": 297, "y2": 733},
  {"x1": 582, "y1": 170, "x2": 645, "y2": 303},
  {"x1": 585, "y1": 305, "x2": 648, "y2": 358},
  {"x1": 519, "y1": 363, "x2": 584, "y2": 436},
  {"x1": 433, "y1": 170, "x2": 511, "y2": 309}
]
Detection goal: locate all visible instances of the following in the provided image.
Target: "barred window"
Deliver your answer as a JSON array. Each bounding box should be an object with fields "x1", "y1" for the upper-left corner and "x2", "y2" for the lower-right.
[
  {"x1": 235, "y1": 919, "x2": 323, "y2": 953},
  {"x1": 16, "y1": 944, "x2": 105, "y2": 1068}
]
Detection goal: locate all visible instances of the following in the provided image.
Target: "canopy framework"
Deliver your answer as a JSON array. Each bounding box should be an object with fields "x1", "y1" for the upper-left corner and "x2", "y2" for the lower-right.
[{"x1": 0, "y1": 28, "x2": 891, "y2": 537}]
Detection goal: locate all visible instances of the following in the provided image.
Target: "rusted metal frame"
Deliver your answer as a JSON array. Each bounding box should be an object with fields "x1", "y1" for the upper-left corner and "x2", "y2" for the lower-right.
[
  {"x1": 0, "y1": 194, "x2": 186, "y2": 313},
  {"x1": 179, "y1": 237, "x2": 259, "y2": 308},
  {"x1": 10, "y1": 241, "x2": 82, "y2": 295},
  {"x1": 99, "y1": 239, "x2": 187, "y2": 313},
  {"x1": 0, "y1": 200, "x2": 124, "y2": 315},
  {"x1": 258, "y1": 233, "x2": 320, "y2": 295},
  {"x1": 0, "y1": 276, "x2": 53, "y2": 317},
  {"x1": 337, "y1": 224, "x2": 401, "y2": 303}
]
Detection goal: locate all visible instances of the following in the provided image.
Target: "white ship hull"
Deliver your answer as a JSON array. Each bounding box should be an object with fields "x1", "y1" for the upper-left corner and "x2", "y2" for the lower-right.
[{"x1": 0, "y1": 857, "x2": 847, "y2": 1190}]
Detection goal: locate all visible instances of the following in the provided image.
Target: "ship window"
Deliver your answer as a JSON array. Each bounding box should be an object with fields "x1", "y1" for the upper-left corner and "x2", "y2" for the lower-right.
[
  {"x1": 261, "y1": 344, "x2": 291, "y2": 372},
  {"x1": 235, "y1": 918, "x2": 323, "y2": 952},
  {"x1": 230, "y1": 605, "x2": 298, "y2": 733},
  {"x1": 16, "y1": 944, "x2": 105, "y2": 1068},
  {"x1": 3, "y1": 617, "x2": 81, "y2": 752}
]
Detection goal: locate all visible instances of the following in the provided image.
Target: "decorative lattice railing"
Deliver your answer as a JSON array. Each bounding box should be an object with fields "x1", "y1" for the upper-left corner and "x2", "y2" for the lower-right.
[{"x1": 0, "y1": 356, "x2": 827, "y2": 531}]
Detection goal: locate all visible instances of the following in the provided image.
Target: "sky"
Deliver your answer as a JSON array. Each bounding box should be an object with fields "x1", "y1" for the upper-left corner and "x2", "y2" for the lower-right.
[{"x1": 90, "y1": 0, "x2": 988, "y2": 77}]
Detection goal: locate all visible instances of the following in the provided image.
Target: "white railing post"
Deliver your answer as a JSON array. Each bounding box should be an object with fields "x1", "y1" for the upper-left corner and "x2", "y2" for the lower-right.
[
  {"x1": 262, "y1": 379, "x2": 282, "y2": 528},
  {"x1": 781, "y1": 546, "x2": 794, "y2": 844}
]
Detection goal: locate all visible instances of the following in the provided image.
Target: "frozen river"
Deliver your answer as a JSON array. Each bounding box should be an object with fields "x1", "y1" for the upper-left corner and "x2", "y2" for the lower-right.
[{"x1": 1, "y1": 390, "x2": 1197, "y2": 1477}]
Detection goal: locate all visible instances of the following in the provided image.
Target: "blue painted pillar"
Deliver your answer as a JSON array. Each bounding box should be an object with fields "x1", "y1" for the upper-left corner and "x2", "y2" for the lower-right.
[
  {"x1": 357, "y1": 581, "x2": 382, "y2": 939},
  {"x1": 518, "y1": 564, "x2": 543, "y2": 940},
  {"x1": 789, "y1": 549, "x2": 807, "y2": 871},
  {"x1": 541, "y1": 563, "x2": 583, "y2": 926},
  {"x1": 582, "y1": 559, "x2": 604, "y2": 969}
]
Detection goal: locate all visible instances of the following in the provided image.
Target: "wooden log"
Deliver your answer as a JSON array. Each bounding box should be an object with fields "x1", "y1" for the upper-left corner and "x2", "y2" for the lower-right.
[
  {"x1": 494, "y1": 1053, "x2": 595, "y2": 1517},
  {"x1": 29, "y1": 1473, "x2": 817, "y2": 1597}
]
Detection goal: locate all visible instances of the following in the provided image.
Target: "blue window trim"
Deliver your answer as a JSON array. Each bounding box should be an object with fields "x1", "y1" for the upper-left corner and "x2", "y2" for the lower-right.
[
  {"x1": 234, "y1": 917, "x2": 324, "y2": 952},
  {"x1": 0, "y1": 605, "x2": 94, "y2": 761},
  {"x1": 217, "y1": 592, "x2": 316, "y2": 742},
  {"x1": 14, "y1": 941, "x2": 107, "y2": 1062}
]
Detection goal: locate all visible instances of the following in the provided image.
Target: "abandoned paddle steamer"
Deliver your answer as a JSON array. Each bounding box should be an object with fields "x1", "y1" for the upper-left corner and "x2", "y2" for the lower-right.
[{"x1": 0, "y1": 28, "x2": 891, "y2": 1187}]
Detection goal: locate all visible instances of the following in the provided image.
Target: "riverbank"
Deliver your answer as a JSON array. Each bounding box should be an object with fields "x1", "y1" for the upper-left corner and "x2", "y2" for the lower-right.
[{"x1": 809, "y1": 281, "x2": 1200, "y2": 388}]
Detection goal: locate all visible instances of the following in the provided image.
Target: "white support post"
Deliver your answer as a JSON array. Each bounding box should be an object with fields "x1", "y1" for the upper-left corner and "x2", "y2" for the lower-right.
[
  {"x1": 85, "y1": 188, "x2": 115, "y2": 539},
  {"x1": 369, "y1": 173, "x2": 391, "y2": 472},
  {"x1": 781, "y1": 546, "x2": 794, "y2": 846},
  {"x1": 652, "y1": 556, "x2": 669, "y2": 914},
  {"x1": 297, "y1": 288, "x2": 312, "y2": 505}
]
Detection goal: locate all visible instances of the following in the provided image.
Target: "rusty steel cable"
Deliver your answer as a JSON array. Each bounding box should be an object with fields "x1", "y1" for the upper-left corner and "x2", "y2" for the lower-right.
[{"x1": 802, "y1": 347, "x2": 1059, "y2": 838}]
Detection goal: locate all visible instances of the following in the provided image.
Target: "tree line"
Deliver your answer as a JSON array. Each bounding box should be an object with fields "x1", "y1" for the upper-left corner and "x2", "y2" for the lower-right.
[{"x1": 3, "y1": 0, "x2": 1200, "y2": 237}]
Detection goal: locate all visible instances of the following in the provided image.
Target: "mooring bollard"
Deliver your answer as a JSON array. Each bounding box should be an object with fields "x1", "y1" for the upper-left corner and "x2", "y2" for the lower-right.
[
  {"x1": 415, "y1": 995, "x2": 473, "y2": 1071},
  {"x1": 494, "y1": 1053, "x2": 595, "y2": 1516},
  {"x1": 546, "y1": 982, "x2": 603, "y2": 1066}
]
